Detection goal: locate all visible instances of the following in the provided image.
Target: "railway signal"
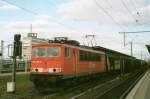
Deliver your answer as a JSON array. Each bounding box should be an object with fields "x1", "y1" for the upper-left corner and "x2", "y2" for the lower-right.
[
  {"x1": 13, "y1": 34, "x2": 22, "y2": 59},
  {"x1": 7, "y1": 34, "x2": 22, "y2": 93}
]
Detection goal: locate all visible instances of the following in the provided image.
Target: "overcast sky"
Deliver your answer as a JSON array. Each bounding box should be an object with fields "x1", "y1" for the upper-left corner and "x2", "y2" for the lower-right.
[{"x1": 0, "y1": 0, "x2": 150, "y2": 59}]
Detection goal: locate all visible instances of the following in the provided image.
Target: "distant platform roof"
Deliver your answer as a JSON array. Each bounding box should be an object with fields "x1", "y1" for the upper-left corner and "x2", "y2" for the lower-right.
[
  {"x1": 92, "y1": 46, "x2": 134, "y2": 58},
  {"x1": 146, "y1": 45, "x2": 150, "y2": 54}
]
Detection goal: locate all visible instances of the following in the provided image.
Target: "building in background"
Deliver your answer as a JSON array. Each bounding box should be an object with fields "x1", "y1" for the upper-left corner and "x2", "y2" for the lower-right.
[{"x1": 22, "y1": 33, "x2": 48, "y2": 71}]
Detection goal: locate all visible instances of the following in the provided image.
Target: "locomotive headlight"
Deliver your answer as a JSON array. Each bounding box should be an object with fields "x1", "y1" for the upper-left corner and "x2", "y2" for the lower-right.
[
  {"x1": 48, "y1": 68, "x2": 62, "y2": 73},
  {"x1": 30, "y1": 68, "x2": 48, "y2": 72},
  {"x1": 53, "y1": 68, "x2": 56, "y2": 72}
]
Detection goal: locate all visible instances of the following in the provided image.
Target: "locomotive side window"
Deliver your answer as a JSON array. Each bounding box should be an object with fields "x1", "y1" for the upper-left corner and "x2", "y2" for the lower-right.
[
  {"x1": 36, "y1": 48, "x2": 46, "y2": 57},
  {"x1": 47, "y1": 48, "x2": 60, "y2": 57},
  {"x1": 79, "y1": 50, "x2": 101, "y2": 61},
  {"x1": 96, "y1": 53, "x2": 101, "y2": 61},
  {"x1": 92, "y1": 53, "x2": 97, "y2": 61},
  {"x1": 85, "y1": 52, "x2": 89, "y2": 60},
  {"x1": 79, "y1": 50, "x2": 84, "y2": 60},
  {"x1": 65, "y1": 47, "x2": 70, "y2": 57}
]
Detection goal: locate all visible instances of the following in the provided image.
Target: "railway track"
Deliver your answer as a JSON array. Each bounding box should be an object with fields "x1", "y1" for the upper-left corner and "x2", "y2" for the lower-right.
[
  {"x1": 68, "y1": 70, "x2": 145, "y2": 99},
  {"x1": 119, "y1": 71, "x2": 145, "y2": 99},
  {"x1": 0, "y1": 70, "x2": 145, "y2": 99},
  {"x1": 94, "y1": 70, "x2": 144, "y2": 99},
  {"x1": 45, "y1": 74, "x2": 120, "y2": 99},
  {"x1": 69, "y1": 75, "x2": 125, "y2": 99}
]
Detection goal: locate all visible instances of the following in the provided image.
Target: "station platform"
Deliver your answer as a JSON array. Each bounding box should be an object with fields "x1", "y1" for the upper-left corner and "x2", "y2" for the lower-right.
[{"x1": 126, "y1": 69, "x2": 150, "y2": 99}]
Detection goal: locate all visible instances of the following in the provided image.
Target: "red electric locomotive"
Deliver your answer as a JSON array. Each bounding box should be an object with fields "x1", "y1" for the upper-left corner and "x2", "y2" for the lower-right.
[{"x1": 30, "y1": 37, "x2": 106, "y2": 89}]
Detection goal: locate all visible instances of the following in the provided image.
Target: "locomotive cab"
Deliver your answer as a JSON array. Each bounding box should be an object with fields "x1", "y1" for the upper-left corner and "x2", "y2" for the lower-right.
[
  {"x1": 31, "y1": 44, "x2": 63, "y2": 75},
  {"x1": 30, "y1": 43, "x2": 66, "y2": 88}
]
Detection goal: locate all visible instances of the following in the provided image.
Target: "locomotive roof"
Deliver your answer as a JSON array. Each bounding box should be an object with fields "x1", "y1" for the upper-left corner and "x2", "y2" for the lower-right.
[
  {"x1": 32, "y1": 42, "x2": 135, "y2": 58},
  {"x1": 32, "y1": 43, "x2": 105, "y2": 54}
]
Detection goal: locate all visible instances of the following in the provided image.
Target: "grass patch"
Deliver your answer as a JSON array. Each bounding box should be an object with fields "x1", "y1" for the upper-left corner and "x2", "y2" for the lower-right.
[{"x1": 0, "y1": 73, "x2": 34, "y2": 98}]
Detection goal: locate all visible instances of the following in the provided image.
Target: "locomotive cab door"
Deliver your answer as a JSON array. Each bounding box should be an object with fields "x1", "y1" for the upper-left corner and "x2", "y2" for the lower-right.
[
  {"x1": 64, "y1": 47, "x2": 76, "y2": 77},
  {"x1": 73, "y1": 49, "x2": 77, "y2": 77}
]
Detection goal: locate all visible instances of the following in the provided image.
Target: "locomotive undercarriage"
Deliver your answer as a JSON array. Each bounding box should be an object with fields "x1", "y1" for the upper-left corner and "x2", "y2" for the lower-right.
[
  {"x1": 30, "y1": 74, "x2": 64, "y2": 92},
  {"x1": 30, "y1": 72, "x2": 108, "y2": 92}
]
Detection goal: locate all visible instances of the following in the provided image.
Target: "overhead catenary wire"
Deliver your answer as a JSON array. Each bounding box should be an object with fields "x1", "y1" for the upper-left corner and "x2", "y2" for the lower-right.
[
  {"x1": 1, "y1": 0, "x2": 38, "y2": 15},
  {"x1": 120, "y1": 0, "x2": 142, "y2": 26},
  {"x1": 119, "y1": 30, "x2": 150, "y2": 33},
  {"x1": 100, "y1": 0, "x2": 130, "y2": 30},
  {"x1": 78, "y1": 0, "x2": 134, "y2": 47},
  {"x1": 1, "y1": 0, "x2": 79, "y2": 32},
  {"x1": 130, "y1": 0, "x2": 145, "y2": 25},
  {"x1": 93, "y1": 0, "x2": 127, "y2": 31},
  {"x1": 105, "y1": 0, "x2": 112, "y2": 8},
  {"x1": 131, "y1": 0, "x2": 150, "y2": 25},
  {"x1": 131, "y1": 0, "x2": 142, "y2": 14},
  {"x1": 130, "y1": 0, "x2": 141, "y2": 17}
]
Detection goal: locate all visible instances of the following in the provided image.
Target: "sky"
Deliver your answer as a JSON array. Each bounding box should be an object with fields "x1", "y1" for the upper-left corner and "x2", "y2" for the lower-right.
[{"x1": 0, "y1": 0, "x2": 150, "y2": 59}]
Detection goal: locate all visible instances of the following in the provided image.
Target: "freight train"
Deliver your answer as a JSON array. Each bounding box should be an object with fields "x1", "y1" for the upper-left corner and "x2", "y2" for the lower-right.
[{"x1": 30, "y1": 37, "x2": 146, "y2": 89}]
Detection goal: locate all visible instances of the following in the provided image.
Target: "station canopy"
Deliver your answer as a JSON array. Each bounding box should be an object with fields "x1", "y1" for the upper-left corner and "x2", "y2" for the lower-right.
[{"x1": 146, "y1": 45, "x2": 150, "y2": 54}]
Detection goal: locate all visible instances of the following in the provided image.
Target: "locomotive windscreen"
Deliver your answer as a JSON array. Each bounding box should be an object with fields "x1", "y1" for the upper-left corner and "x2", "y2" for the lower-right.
[
  {"x1": 32, "y1": 47, "x2": 60, "y2": 57},
  {"x1": 47, "y1": 48, "x2": 60, "y2": 57}
]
